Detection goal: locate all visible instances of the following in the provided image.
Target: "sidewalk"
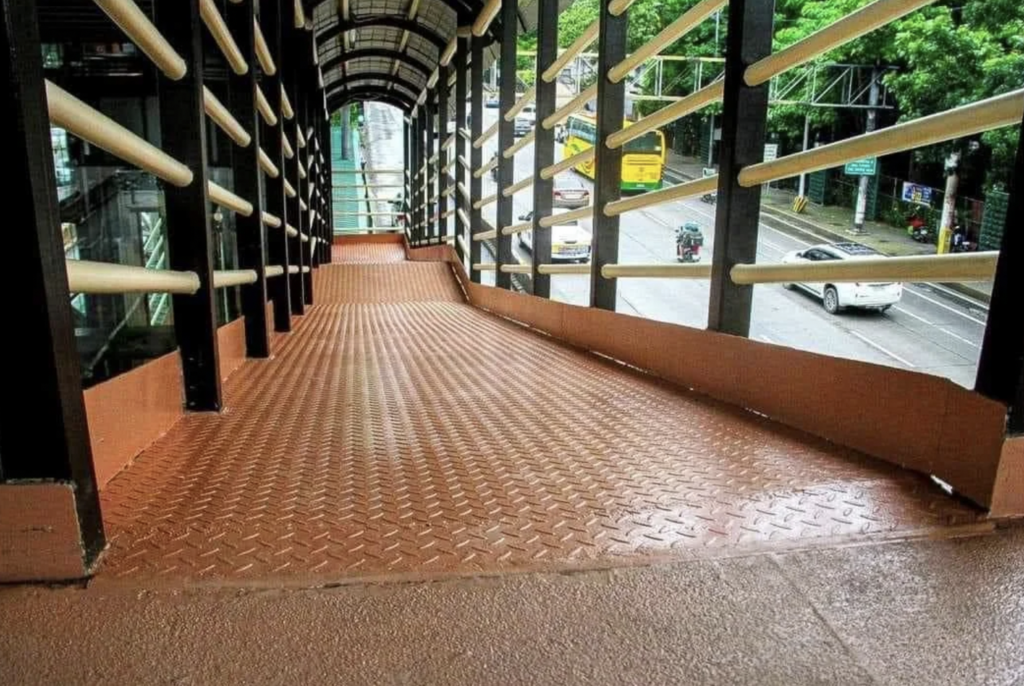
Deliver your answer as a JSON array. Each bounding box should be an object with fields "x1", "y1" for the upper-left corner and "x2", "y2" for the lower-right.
[{"x1": 664, "y1": 152, "x2": 992, "y2": 303}]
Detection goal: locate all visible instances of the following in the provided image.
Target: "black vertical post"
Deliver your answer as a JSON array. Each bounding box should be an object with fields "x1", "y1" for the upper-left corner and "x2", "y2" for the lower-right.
[
  {"x1": 455, "y1": 35, "x2": 469, "y2": 263},
  {"x1": 438, "y1": 73, "x2": 449, "y2": 247},
  {"x1": 469, "y1": 35, "x2": 484, "y2": 281},
  {"x1": 299, "y1": 39, "x2": 313, "y2": 304},
  {"x1": 155, "y1": 0, "x2": 222, "y2": 410},
  {"x1": 283, "y1": 27, "x2": 305, "y2": 315},
  {"x1": 976, "y1": 116, "x2": 1024, "y2": 434},
  {"x1": 589, "y1": 0, "x2": 627, "y2": 311},
  {"x1": 495, "y1": 6, "x2": 516, "y2": 289},
  {"x1": 426, "y1": 98, "x2": 436, "y2": 243},
  {"x1": 324, "y1": 117, "x2": 334, "y2": 261},
  {"x1": 0, "y1": 0, "x2": 104, "y2": 559},
  {"x1": 413, "y1": 111, "x2": 421, "y2": 243},
  {"x1": 403, "y1": 117, "x2": 411, "y2": 240},
  {"x1": 531, "y1": 0, "x2": 558, "y2": 298},
  {"x1": 226, "y1": 0, "x2": 270, "y2": 357},
  {"x1": 263, "y1": 0, "x2": 292, "y2": 331},
  {"x1": 707, "y1": 0, "x2": 774, "y2": 335}
]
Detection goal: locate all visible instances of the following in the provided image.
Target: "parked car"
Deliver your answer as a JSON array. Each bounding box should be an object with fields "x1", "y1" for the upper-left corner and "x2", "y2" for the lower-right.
[
  {"x1": 514, "y1": 104, "x2": 536, "y2": 137},
  {"x1": 515, "y1": 209, "x2": 591, "y2": 262},
  {"x1": 485, "y1": 98, "x2": 500, "y2": 108},
  {"x1": 553, "y1": 176, "x2": 590, "y2": 208},
  {"x1": 780, "y1": 242, "x2": 903, "y2": 314}
]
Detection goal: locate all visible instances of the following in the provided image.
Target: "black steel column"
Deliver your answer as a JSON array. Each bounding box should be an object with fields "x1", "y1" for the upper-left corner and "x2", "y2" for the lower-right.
[
  {"x1": 454, "y1": 35, "x2": 469, "y2": 263},
  {"x1": 263, "y1": 0, "x2": 292, "y2": 331},
  {"x1": 226, "y1": 0, "x2": 270, "y2": 357},
  {"x1": 495, "y1": 3, "x2": 517, "y2": 289},
  {"x1": 438, "y1": 72, "x2": 449, "y2": 247},
  {"x1": 469, "y1": 35, "x2": 484, "y2": 281},
  {"x1": 977, "y1": 116, "x2": 1024, "y2": 434},
  {"x1": 426, "y1": 98, "x2": 436, "y2": 243},
  {"x1": 284, "y1": 26, "x2": 305, "y2": 314},
  {"x1": 324, "y1": 118, "x2": 334, "y2": 261},
  {"x1": 707, "y1": 0, "x2": 774, "y2": 335},
  {"x1": 403, "y1": 117, "x2": 411, "y2": 241},
  {"x1": 0, "y1": 0, "x2": 104, "y2": 559},
  {"x1": 155, "y1": 0, "x2": 222, "y2": 410},
  {"x1": 413, "y1": 111, "x2": 422, "y2": 242},
  {"x1": 299, "y1": 40, "x2": 313, "y2": 305},
  {"x1": 589, "y1": 0, "x2": 628, "y2": 310},
  {"x1": 531, "y1": 0, "x2": 558, "y2": 298}
]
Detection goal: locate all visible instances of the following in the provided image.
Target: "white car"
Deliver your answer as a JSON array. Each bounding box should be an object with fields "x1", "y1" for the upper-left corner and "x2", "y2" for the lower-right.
[
  {"x1": 514, "y1": 104, "x2": 536, "y2": 137},
  {"x1": 781, "y1": 242, "x2": 903, "y2": 314},
  {"x1": 516, "y1": 209, "x2": 591, "y2": 262}
]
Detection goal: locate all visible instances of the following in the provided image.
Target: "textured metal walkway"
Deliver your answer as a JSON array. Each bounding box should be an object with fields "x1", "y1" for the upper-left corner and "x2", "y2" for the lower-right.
[{"x1": 98, "y1": 245, "x2": 979, "y2": 581}]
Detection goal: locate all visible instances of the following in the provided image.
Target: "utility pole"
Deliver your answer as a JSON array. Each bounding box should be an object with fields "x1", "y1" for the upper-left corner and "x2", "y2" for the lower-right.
[
  {"x1": 851, "y1": 67, "x2": 880, "y2": 234},
  {"x1": 797, "y1": 113, "x2": 810, "y2": 198},
  {"x1": 937, "y1": 150, "x2": 961, "y2": 254}
]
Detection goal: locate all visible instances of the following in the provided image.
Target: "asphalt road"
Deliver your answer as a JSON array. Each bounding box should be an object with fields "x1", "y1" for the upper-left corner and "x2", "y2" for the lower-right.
[{"x1": 362, "y1": 103, "x2": 989, "y2": 389}]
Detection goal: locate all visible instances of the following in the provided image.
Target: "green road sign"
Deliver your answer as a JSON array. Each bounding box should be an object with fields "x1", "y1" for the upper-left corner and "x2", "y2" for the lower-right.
[{"x1": 844, "y1": 158, "x2": 878, "y2": 176}]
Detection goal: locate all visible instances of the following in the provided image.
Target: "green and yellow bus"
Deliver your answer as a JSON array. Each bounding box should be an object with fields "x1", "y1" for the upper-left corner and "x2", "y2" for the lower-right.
[{"x1": 563, "y1": 113, "x2": 665, "y2": 192}]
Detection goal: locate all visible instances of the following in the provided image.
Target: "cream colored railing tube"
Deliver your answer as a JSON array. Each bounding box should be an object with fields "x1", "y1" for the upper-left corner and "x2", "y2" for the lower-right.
[
  {"x1": 606, "y1": 81, "x2": 723, "y2": 150},
  {"x1": 542, "y1": 21, "x2": 598, "y2": 83},
  {"x1": 602, "y1": 263, "x2": 712, "y2": 279},
  {"x1": 605, "y1": 175, "x2": 718, "y2": 216},
  {"x1": 503, "y1": 176, "x2": 535, "y2": 198},
  {"x1": 472, "y1": 0, "x2": 501, "y2": 36},
  {"x1": 256, "y1": 86, "x2": 278, "y2": 125},
  {"x1": 208, "y1": 181, "x2": 254, "y2": 216},
  {"x1": 94, "y1": 0, "x2": 187, "y2": 80},
  {"x1": 253, "y1": 19, "x2": 277, "y2": 75},
  {"x1": 504, "y1": 129, "x2": 535, "y2": 158},
  {"x1": 739, "y1": 89, "x2": 1024, "y2": 187},
  {"x1": 731, "y1": 252, "x2": 999, "y2": 285},
  {"x1": 539, "y1": 206, "x2": 592, "y2": 228},
  {"x1": 258, "y1": 147, "x2": 279, "y2": 178},
  {"x1": 46, "y1": 81, "x2": 193, "y2": 187},
  {"x1": 541, "y1": 148, "x2": 595, "y2": 180},
  {"x1": 265, "y1": 265, "x2": 285, "y2": 278},
  {"x1": 504, "y1": 87, "x2": 537, "y2": 122},
  {"x1": 538, "y1": 264, "x2": 590, "y2": 275},
  {"x1": 66, "y1": 259, "x2": 200, "y2": 294},
  {"x1": 213, "y1": 269, "x2": 258, "y2": 288},
  {"x1": 543, "y1": 85, "x2": 597, "y2": 130},
  {"x1": 199, "y1": 0, "x2": 247, "y2": 75},
  {"x1": 473, "y1": 121, "x2": 499, "y2": 149},
  {"x1": 746, "y1": 0, "x2": 937, "y2": 86},
  {"x1": 203, "y1": 86, "x2": 251, "y2": 147}
]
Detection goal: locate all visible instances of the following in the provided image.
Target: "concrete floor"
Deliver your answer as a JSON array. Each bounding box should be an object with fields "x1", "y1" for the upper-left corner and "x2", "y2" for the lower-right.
[{"x1": 2, "y1": 527, "x2": 1022, "y2": 685}]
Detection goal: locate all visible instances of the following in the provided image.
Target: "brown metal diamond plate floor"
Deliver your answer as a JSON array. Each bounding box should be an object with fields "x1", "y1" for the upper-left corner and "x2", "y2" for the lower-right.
[
  {"x1": 332, "y1": 242, "x2": 406, "y2": 263},
  {"x1": 98, "y1": 254, "x2": 979, "y2": 582}
]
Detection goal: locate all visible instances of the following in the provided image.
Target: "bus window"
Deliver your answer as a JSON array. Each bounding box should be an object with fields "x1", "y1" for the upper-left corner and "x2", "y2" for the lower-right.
[{"x1": 623, "y1": 131, "x2": 662, "y2": 155}]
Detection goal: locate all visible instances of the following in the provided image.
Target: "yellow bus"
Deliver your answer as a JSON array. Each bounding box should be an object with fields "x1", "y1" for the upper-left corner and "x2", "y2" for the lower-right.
[{"x1": 563, "y1": 113, "x2": 665, "y2": 192}]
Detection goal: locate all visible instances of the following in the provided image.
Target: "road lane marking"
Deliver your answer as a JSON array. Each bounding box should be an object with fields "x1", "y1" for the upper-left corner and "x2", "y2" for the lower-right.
[
  {"x1": 901, "y1": 288, "x2": 987, "y2": 326},
  {"x1": 849, "y1": 330, "x2": 916, "y2": 368},
  {"x1": 640, "y1": 210, "x2": 673, "y2": 229},
  {"x1": 939, "y1": 328, "x2": 980, "y2": 348}
]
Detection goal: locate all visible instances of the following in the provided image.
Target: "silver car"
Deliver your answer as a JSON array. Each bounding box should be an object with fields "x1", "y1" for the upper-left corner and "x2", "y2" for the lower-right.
[{"x1": 553, "y1": 176, "x2": 590, "y2": 209}]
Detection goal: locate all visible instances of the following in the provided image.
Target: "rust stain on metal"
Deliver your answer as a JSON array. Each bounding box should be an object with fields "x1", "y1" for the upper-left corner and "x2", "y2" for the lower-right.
[{"x1": 98, "y1": 256, "x2": 979, "y2": 581}]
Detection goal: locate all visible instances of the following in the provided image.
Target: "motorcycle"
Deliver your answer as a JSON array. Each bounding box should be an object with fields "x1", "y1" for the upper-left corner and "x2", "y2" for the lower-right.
[
  {"x1": 676, "y1": 222, "x2": 705, "y2": 263},
  {"x1": 700, "y1": 192, "x2": 717, "y2": 205}
]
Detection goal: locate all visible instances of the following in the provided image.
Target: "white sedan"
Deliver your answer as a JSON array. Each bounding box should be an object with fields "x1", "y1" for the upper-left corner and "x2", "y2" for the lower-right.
[
  {"x1": 781, "y1": 242, "x2": 903, "y2": 314},
  {"x1": 516, "y1": 209, "x2": 592, "y2": 262}
]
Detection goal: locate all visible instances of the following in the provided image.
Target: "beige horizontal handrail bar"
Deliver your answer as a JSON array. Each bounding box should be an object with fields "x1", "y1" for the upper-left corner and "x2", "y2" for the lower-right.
[
  {"x1": 457, "y1": 182, "x2": 471, "y2": 204},
  {"x1": 199, "y1": 0, "x2": 247, "y2": 75},
  {"x1": 504, "y1": 129, "x2": 535, "y2": 158},
  {"x1": 94, "y1": 0, "x2": 186, "y2": 80},
  {"x1": 608, "y1": 0, "x2": 637, "y2": 15},
  {"x1": 262, "y1": 211, "x2": 282, "y2": 228},
  {"x1": 282, "y1": 133, "x2": 294, "y2": 159},
  {"x1": 607, "y1": 81, "x2": 724, "y2": 149},
  {"x1": 300, "y1": 232, "x2": 309, "y2": 243},
  {"x1": 46, "y1": 81, "x2": 193, "y2": 187},
  {"x1": 253, "y1": 19, "x2": 276, "y2": 75},
  {"x1": 255, "y1": 85, "x2": 278, "y2": 125},
  {"x1": 299, "y1": 198, "x2": 308, "y2": 212},
  {"x1": 265, "y1": 265, "x2": 285, "y2": 278},
  {"x1": 302, "y1": 266, "x2": 311, "y2": 273},
  {"x1": 731, "y1": 251, "x2": 999, "y2": 286},
  {"x1": 500, "y1": 264, "x2": 532, "y2": 274},
  {"x1": 258, "y1": 147, "x2": 279, "y2": 178},
  {"x1": 746, "y1": 0, "x2": 936, "y2": 86},
  {"x1": 443, "y1": 185, "x2": 456, "y2": 197},
  {"x1": 538, "y1": 264, "x2": 590, "y2": 275},
  {"x1": 285, "y1": 224, "x2": 298, "y2": 238},
  {"x1": 472, "y1": 0, "x2": 500, "y2": 36},
  {"x1": 740, "y1": 89, "x2": 1024, "y2": 187},
  {"x1": 213, "y1": 269, "x2": 258, "y2": 288},
  {"x1": 471, "y1": 193, "x2": 495, "y2": 209},
  {"x1": 603, "y1": 263, "x2": 712, "y2": 279},
  {"x1": 472, "y1": 228, "x2": 497, "y2": 241},
  {"x1": 540, "y1": 148, "x2": 595, "y2": 180},
  {"x1": 442, "y1": 133, "x2": 456, "y2": 150},
  {"x1": 298, "y1": 164, "x2": 307, "y2": 179},
  {"x1": 288, "y1": 265, "x2": 300, "y2": 274},
  {"x1": 208, "y1": 181, "x2": 254, "y2": 216},
  {"x1": 503, "y1": 176, "x2": 535, "y2": 197},
  {"x1": 203, "y1": 86, "x2": 251, "y2": 147},
  {"x1": 458, "y1": 154, "x2": 471, "y2": 168},
  {"x1": 504, "y1": 86, "x2": 537, "y2": 122},
  {"x1": 457, "y1": 235, "x2": 469, "y2": 256},
  {"x1": 542, "y1": 85, "x2": 596, "y2": 130},
  {"x1": 428, "y1": 153, "x2": 439, "y2": 165},
  {"x1": 474, "y1": 157, "x2": 498, "y2": 178},
  {"x1": 473, "y1": 121, "x2": 499, "y2": 149},
  {"x1": 605, "y1": 175, "x2": 717, "y2": 216},
  {"x1": 442, "y1": 209, "x2": 455, "y2": 219},
  {"x1": 440, "y1": 37, "x2": 458, "y2": 67},
  {"x1": 500, "y1": 221, "x2": 532, "y2": 236},
  {"x1": 457, "y1": 208, "x2": 472, "y2": 228},
  {"x1": 297, "y1": 127, "x2": 306, "y2": 148},
  {"x1": 543, "y1": 21, "x2": 598, "y2": 83},
  {"x1": 609, "y1": 0, "x2": 725, "y2": 83},
  {"x1": 284, "y1": 179, "x2": 296, "y2": 197},
  {"x1": 281, "y1": 86, "x2": 294, "y2": 119},
  {"x1": 293, "y1": 0, "x2": 306, "y2": 28},
  {"x1": 67, "y1": 259, "x2": 200, "y2": 294},
  {"x1": 473, "y1": 263, "x2": 497, "y2": 271},
  {"x1": 539, "y1": 206, "x2": 591, "y2": 228}
]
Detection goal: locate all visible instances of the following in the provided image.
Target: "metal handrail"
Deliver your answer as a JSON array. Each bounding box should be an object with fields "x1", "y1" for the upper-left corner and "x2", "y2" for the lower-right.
[
  {"x1": 539, "y1": 206, "x2": 591, "y2": 228},
  {"x1": 255, "y1": 86, "x2": 278, "y2": 126},
  {"x1": 265, "y1": 265, "x2": 285, "y2": 278},
  {"x1": 540, "y1": 148, "x2": 594, "y2": 180},
  {"x1": 474, "y1": 157, "x2": 498, "y2": 178},
  {"x1": 199, "y1": 0, "x2": 247, "y2": 76},
  {"x1": 538, "y1": 264, "x2": 589, "y2": 275},
  {"x1": 282, "y1": 133, "x2": 295, "y2": 159},
  {"x1": 502, "y1": 176, "x2": 535, "y2": 197},
  {"x1": 472, "y1": 0, "x2": 500, "y2": 36},
  {"x1": 606, "y1": 81, "x2": 723, "y2": 150},
  {"x1": 281, "y1": 85, "x2": 294, "y2": 119},
  {"x1": 472, "y1": 229, "x2": 497, "y2": 241},
  {"x1": 542, "y1": 85, "x2": 596, "y2": 130},
  {"x1": 473, "y1": 193, "x2": 497, "y2": 210},
  {"x1": 731, "y1": 251, "x2": 999, "y2": 285},
  {"x1": 203, "y1": 86, "x2": 251, "y2": 147},
  {"x1": 740, "y1": 89, "x2": 1024, "y2": 187},
  {"x1": 542, "y1": 21, "x2": 598, "y2": 83},
  {"x1": 208, "y1": 181, "x2": 254, "y2": 216},
  {"x1": 609, "y1": 0, "x2": 725, "y2": 83},
  {"x1": 262, "y1": 212, "x2": 282, "y2": 228},
  {"x1": 253, "y1": 19, "x2": 276, "y2": 75},
  {"x1": 746, "y1": 0, "x2": 936, "y2": 86},
  {"x1": 504, "y1": 86, "x2": 537, "y2": 122},
  {"x1": 602, "y1": 263, "x2": 712, "y2": 279},
  {"x1": 473, "y1": 121, "x2": 499, "y2": 149},
  {"x1": 46, "y1": 80, "x2": 193, "y2": 187},
  {"x1": 504, "y1": 129, "x2": 535, "y2": 158},
  {"x1": 285, "y1": 224, "x2": 298, "y2": 238},
  {"x1": 94, "y1": 0, "x2": 186, "y2": 80},
  {"x1": 473, "y1": 263, "x2": 497, "y2": 271},
  {"x1": 67, "y1": 259, "x2": 199, "y2": 294},
  {"x1": 258, "y1": 147, "x2": 279, "y2": 178},
  {"x1": 500, "y1": 264, "x2": 531, "y2": 274},
  {"x1": 608, "y1": 0, "x2": 637, "y2": 15},
  {"x1": 605, "y1": 175, "x2": 717, "y2": 216},
  {"x1": 284, "y1": 179, "x2": 296, "y2": 198},
  {"x1": 500, "y1": 221, "x2": 532, "y2": 236},
  {"x1": 213, "y1": 269, "x2": 258, "y2": 288}
]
